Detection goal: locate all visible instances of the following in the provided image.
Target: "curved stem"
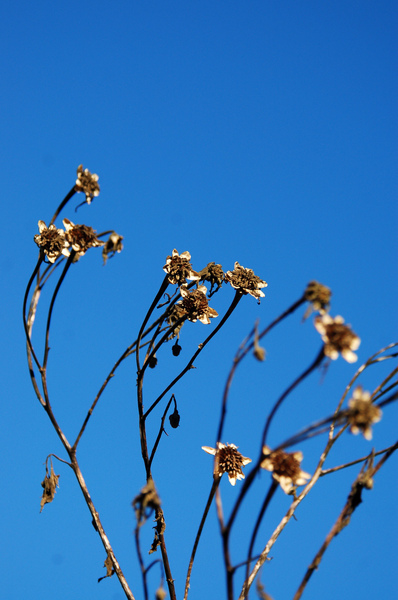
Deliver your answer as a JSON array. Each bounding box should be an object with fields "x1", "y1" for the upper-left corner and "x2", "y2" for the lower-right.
[
  {"x1": 261, "y1": 346, "x2": 325, "y2": 448},
  {"x1": 43, "y1": 251, "x2": 75, "y2": 371},
  {"x1": 50, "y1": 186, "x2": 77, "y2": 225}
]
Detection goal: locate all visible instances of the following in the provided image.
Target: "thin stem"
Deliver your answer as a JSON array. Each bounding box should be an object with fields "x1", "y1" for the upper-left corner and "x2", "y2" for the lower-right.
[
  {"x1": 134, "y1": 525, "x2": 149, "y2": 600},
  {"x1": 184, "y1": 477, "x2": 220, "y2": 600},
  {"x1": 158, "y1": 529, "x2": 177, "y2": 600},
  {"x1": 49, "y1": 186, "x2": 77, "y2": 225},
  {"x1": 136, "y1": 275, "x2": 169, "y2": 373},
  {"x1": 69, "y1": 455, "x2": 136, "y2": 600},
  {"x1": 321, "y1": 443, "x2": 398, "y2": 476}
]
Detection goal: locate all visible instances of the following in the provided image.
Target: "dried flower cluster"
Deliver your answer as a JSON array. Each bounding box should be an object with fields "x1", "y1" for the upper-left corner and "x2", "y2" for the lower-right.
[
  {"x1": 347, "y1": 386, "x2": 382, "y2": 440},
  {"x1": 179, "y1": 284, "x2": 218, "y2": 324},
  {"x1": 75, "y1": 164, "x2": 100, "y2": 203},
  {"x1": 34, "y1": 219, "x2": 105, "y2": 263},
  {"x1": 314, "y1": 314, "x2": 360, "y2": 363},
  {"x1": 224, "y1": 262, "x2": 267, "y2": 301},
  {"x1": 261, "y1": 446, "x2": 310, "y2": 494},
  {"x1": 202, "y1": 442, "x2": 252, "y2": 486},
  {"x1": 163, "y1": 249, "x2": 200, "y2": 285}
]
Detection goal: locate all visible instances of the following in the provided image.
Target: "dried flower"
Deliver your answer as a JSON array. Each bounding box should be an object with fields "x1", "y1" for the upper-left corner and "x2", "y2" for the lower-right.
[
  {"x1": 163, "y1": 249, "x2": 200, "y2": 285},
  {"x1": 34, "y1": 221, "x2": 70, "y2": 263},
  {"x1": 74, "y1": 164, "x2": 100, "y2": 203},
  {"x1": 199, "y1": 262, "x2": 224, "y2": 294},
  {"x1": 303, "y1": 280, "x2": 332, "y2": 319},
  {"x1": 261, "y1": 446, "x2": 310, "y2": 494},
  {"x1": 102, "y1": 232, "x2": 123, "y2": 265},
  {"x1": 179, "y1": 285, "x2": 218, "y2": 324},
  {"x1": 63, "y1": 218, "x2": 104, "y2": 259},
  {"x1": 314, "y1": 314, "x2": 360, "y2": 363},
  {"x1": 166, "y1": 304, "x2": 187, "y2": 339},
  {"x1": 224, "y1": 262, "x2": 267, "y2": 301},
  {"x1": 202, "y1": 442, "x2": 252, "y2": 486},
  {"x1": 347, "y1": 386, "x2": 382, "y2": 440}
]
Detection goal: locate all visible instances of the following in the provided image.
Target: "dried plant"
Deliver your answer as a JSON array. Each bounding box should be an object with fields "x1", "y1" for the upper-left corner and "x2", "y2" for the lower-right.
[{"x1": 23, "y1": 165, "x2": 398, "y2": 600}]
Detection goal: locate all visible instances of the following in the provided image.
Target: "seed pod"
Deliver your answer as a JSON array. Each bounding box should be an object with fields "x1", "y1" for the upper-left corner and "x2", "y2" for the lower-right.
[
  {"x1": 169, "y1": 408, "x2": 180, "y2": 428},
  {"x1": 172, "y1": 341, "x2": 182, "y2": 356},
  {"x1": 148, "y1": 354, "x2": 158, "y2": 369}
]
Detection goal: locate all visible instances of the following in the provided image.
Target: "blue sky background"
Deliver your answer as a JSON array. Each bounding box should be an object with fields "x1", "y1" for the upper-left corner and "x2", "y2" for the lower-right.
[{"x1": 2, "y1": 1, "x2": 397, "y2": 599}]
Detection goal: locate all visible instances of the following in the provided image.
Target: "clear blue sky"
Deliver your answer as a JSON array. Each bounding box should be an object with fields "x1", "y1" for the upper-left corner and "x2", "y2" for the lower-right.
[{"x1": 2, "y1": 2, "x2": 397, "y2": 599}]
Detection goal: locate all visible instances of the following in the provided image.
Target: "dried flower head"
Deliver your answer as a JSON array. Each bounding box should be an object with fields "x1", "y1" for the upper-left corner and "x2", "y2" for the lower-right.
[
  {"x1": 261, "y1": 446, "x2": 310, "y2": 494},
  {"x1": 347, "y1": 386, "x2": 382, "y2": 440},
  {"x1": 166, "y1": 304, "x2": 187, "y2": 339},
  {"x1": 102, "y1": 232, "x2": 123, "y2": 265},
  {"x1": 34, "y1": 220, "x2": 70, "y2": 263},
  {"x1": 63, "y1": 218, "x2": 104, "y2": 259},
  {"x1": 314, "y1": 314, "x2": 360, "y2": 363},
  {"x1": 224, "y1": 262, "x2": 267, "y2": 301},
  {"x1": 179, "y1": 285, "x2": 218, "y2": 324},
  {"x1": 199, "y1": 262, "x2": 224, "y2": 294},
  {"x1": 163, "y1": 249, "x2": 200, "y2": 285},
  {"x1": 202, "y1": 442, "x2": 252, "y2": 486},
  {"x1": 303, "y1": 280, "x2": 332, "y2": 319},
  {"x1": 75, "y1": 164, "x2": 100, "y2": 203}
]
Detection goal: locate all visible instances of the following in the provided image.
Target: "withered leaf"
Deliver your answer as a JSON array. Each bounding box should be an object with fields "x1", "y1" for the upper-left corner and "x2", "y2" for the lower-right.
[
  {"x1": 40, "y1": 462, "x2": 60, "y2": 512},
  {"x1": 149, "y1": 509, "x2": 166, "y2": 554},
  {"x1": 256, "y1": 578, "x2": 274, "y2": 600},
  {"x1": 98, "y1": 554, "x2": 115, "y2": 583},
  {"x1": 132, "y1": 479, "x2": 162, "y2": 527}
]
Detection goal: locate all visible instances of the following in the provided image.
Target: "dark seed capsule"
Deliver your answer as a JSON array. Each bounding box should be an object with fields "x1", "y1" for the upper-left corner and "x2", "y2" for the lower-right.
[
  {"x1": 172, "y1": 342, "x2": 182, "y2": 357},
  {"x1": 148, "y1": 355, "x2": 158, "y2": 369},
  {"x1": 169, "y1": 409, "x2": 180, "y2": 428}
]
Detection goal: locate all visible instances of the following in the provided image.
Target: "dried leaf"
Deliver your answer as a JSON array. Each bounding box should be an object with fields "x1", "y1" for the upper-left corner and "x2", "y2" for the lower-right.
[
  {"x1": 149, "y1": 509, "x2": 166, "y2": 554},
  {"x1": 40, "y1": 461, "x2": 60, "y2": 512},
  {"x1": 98, "y1": 554, "x2": 114, "y2": 582},
  {"x1": 132, "y1": 479, "x2": 162, "y2": 527}
]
